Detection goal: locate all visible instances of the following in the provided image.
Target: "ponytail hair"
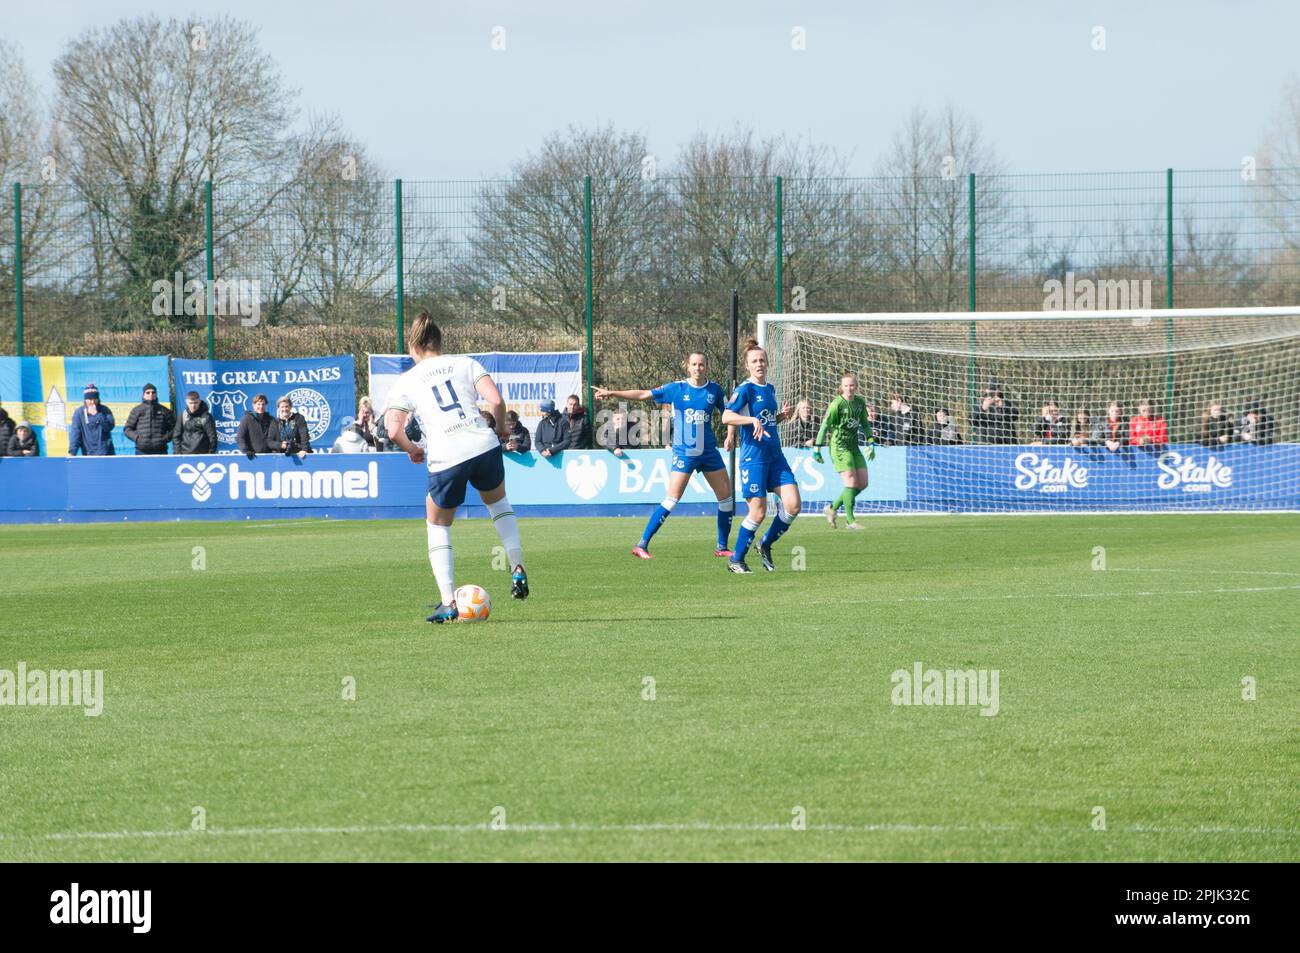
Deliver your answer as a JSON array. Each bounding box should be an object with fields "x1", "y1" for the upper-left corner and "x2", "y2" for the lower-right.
[
  {"x1": 410, "y1": 311, "x2": 442, "y2": 355},
  {"x1": 742, "y1": 338, "x2": 764, "y2": 360}
]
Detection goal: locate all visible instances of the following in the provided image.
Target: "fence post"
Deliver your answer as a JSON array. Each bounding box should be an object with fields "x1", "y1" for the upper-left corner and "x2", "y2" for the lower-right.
[
  {"x1": 967, "y1": 172, "x2": 977, "y2": 413},
  {"x1": 774, "y1": 176, "x2": 783, "y2": 313},
  {"x1": 395, "y1": 179, "x2": 404, "y2": 353},
  {"x1": 13, "y1": 183, "x2": 22, "y2": 356},
  {"x1": 1165, "y1": 168, "x2": 1174, "y2": 418},
  {"x1": 205, "y1": 180, "x2": 214, "y2": 359},
  {"x1": 584, "y1": 175, "x2": 594, "y2": 413}
]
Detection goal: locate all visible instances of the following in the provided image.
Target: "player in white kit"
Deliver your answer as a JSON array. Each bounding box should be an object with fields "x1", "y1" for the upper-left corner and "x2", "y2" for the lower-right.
[{"x1": 385, "y1": 312, "x2": 529, "y2": 623}]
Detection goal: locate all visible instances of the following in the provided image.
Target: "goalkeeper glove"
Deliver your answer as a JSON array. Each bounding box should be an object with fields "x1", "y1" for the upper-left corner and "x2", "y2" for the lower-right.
[
  {"x1": 867, "y1": 443, "x2": 876, "y2": 462},
  {"x1": 812, "y1": 448, "x2": 823, "y2": 465}
]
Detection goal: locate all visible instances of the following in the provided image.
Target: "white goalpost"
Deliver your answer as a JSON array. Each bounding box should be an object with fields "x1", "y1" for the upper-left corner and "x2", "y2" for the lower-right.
[{"x1": 759, "y1": 307, "x2": 1300, "y2": 513}]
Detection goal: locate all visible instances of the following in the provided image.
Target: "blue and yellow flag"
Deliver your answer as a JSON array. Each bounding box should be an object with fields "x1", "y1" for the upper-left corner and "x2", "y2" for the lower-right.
[{"x1": 0, "y1": 356, "x2": 171, "y2": 456}]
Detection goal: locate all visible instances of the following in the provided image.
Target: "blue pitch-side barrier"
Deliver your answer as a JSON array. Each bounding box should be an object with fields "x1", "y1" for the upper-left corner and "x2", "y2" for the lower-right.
[{"x1": 0, "y1": 445, "x2": 1295, "y2": 523}]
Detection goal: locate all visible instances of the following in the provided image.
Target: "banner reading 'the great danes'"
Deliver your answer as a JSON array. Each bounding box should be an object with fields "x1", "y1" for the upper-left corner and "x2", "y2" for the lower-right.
[{"x1": 172, "y1": 356, "x2": 356, "y2": 453}]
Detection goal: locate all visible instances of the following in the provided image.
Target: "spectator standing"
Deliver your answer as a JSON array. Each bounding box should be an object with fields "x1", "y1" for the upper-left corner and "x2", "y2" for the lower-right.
[
  {"x1": 267, "y1": 396, "x2": 312, "y2": 456},
  {"x1": 601, "y1": 407, "x2": 637, "y2": 457},
  {"x1": 343, "y1": 398, "x2": 383, "y2": 451},
  {"x1": 69, "y1": 383, "x2": 116, "y2": 456},
  {"x1": 0, "y1": 402, "x2": 14, "y2": 456},
  {"x1": 7, "y1": 422, "x2": 38, "y2": 456},
  {"x1": 501, "y1": 410, "x2": 531, "y2": 453},
  {"x1": 1200, "y1": 402, "x2": 1234, "y2": 447},
  {"x1": 236, "y1": 394, "x2": 275, "y2": 456},
  {"x1": 535, "y1": 399, "x2": 567, "y2": 457},
  {"x1": 1093, "y1": 401, "x2": 1127, "y2": 451},
  {"x1": 563, "y1": 394, "x2": 591, "y2": 449},
  {"x1": 1239, "y1": 403, "x2": 1275, "y2": 445},
  {"x1": 790, "y1": 400, "x2": 820, "y2": 447},
  {"x1": 971, "y1": 381, "x2": 1019, "y2": 444},
  {"x1": 1128, "y1": 399, "x2": 1168, "y2": 447},
  {"x1": 1070, "y1": 409, "x2": 1092, "y2": 447},
  {"x1": 173, "y1": 391, "x2": 217, "y2": 454},
  {"x1": 930, "y1": 408, "x2": 962, "y2": 444},
  {"x1": 123, "y1": 383, "x2": 175, "y2": 455},
  {"x1": 880, "y1": 393, "x2": 918, "y2": 445},
  {"x1": 1032, "y1": 400, "x2": 1068, "y2": 445}
]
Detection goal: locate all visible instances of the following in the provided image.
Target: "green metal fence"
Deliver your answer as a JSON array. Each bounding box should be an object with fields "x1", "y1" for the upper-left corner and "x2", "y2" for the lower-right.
[{"x1": 3, "y1": 168, "x2": 1300, "y2": 386}]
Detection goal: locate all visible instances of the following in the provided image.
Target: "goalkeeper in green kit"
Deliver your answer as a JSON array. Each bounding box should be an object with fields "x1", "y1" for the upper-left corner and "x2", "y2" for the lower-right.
[{"x1": 811, "y1": 372, "x2": 875, "y2": 530}]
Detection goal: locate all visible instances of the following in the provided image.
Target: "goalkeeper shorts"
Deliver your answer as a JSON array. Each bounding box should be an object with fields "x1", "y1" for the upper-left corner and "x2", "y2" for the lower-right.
[{"x1": 830, "y1": 446, "x2": 868, "y2": 472}]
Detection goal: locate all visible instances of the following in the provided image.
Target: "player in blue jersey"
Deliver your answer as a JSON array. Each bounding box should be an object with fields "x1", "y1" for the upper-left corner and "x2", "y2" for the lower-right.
[
  {"x1": 595, "y1": 351, "x2": 737, "y2": 559},
  {"x1": 721, "y1": 339, "x2": 800, "y2": 574}
]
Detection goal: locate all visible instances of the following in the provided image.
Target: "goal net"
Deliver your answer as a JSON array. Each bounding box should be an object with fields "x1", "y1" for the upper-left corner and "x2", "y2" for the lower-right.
[{"x1": 760, "y1": 308, "x2": 1300, "y2": 513}]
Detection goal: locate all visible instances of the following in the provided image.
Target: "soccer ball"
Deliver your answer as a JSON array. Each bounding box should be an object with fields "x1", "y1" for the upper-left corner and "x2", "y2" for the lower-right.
[{"x1": 454, "y1": 584, "x2": 491, "y2": 621}]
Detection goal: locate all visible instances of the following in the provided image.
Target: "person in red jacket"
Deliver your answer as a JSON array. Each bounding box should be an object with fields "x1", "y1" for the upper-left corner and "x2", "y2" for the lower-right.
[{"x1": 1129, "y1": 399, "x2": 1168, "y2": 447}]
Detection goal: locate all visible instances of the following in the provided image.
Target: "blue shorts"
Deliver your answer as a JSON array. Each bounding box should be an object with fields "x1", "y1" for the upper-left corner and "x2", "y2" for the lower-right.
[
  {"x1": 427, "y1": 445, "x2": 505, "y2": 509},
  {"x1": 670, "y1": 446, "x2": 727, "y2": 474},
  {"x1": 737, "y1": 453, "x2": 796, "y2": 498}
]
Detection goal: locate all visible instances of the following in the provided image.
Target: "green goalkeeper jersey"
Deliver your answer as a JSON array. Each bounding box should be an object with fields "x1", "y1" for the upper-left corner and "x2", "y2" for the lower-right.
[{"x1": 815, "y1": 395, "x2": 873, "y2": 451}]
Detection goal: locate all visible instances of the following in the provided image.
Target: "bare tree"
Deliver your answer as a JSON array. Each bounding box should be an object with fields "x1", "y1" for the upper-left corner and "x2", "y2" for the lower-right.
[
  {"x1": 52, "y1": 15, "x2": 299, "y2": 328},
  {"x1": 1255, "y1": 74, "x2": 1300, "y2": 262},
  {"x1": 0, "y1": 41, "x2": 73, "y2": 298},
  {"x1": 457, "y1": 124, "x2": 653, "y2": 334},
  {"x1": 228, "y1": 119, "x2": 394, "y2": 325},
  {"x1": 874, "y1": 104, "x2": 1010, "y2": 311}
]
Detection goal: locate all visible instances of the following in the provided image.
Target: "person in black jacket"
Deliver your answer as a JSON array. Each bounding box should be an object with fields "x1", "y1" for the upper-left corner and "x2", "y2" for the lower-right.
[
  {"x1": 789, "y1": 400, "x2": 820, "y2": 447},
  {"x1": 0, "y1": 403, "x2": 15, "y2": 457},
  {"x1": 930, "y1": 408, "x2": 962, "y2": 444},
  {"x1": 501, "y1": 410, "x2": 531, "y2": 453},
  {"x1": 173, "y1": 391, "x2": 218, "y2": 454},
  {"x1": 535, "y1": 399, "x2": 568, "y2": 458},
  {"x1": 1199, "y1": 401, "x2": 1234, "y2": 448},
  {"x1": 267, "y1": 395, "x2": 312, "y2": 456},
  {"x1": 7, "y1": 422, "x2": 38, "y2": 456},
  {"x1": 879, "y1": 393, "x2": 919, "y2": 445},
  {"x1": 236, "y1": 393, "x2": 275, "y2": 457},
  {"x1": 123, "y1": 383, "x2": 175, "y2": 455},
  {"x1": 562, "y1": 394, "x2": 591, "y2": 449},
  {"x1": 1031, "y1": 400, "x2": 1068, "y2": 445},
  {"x1": 1238, "y1": 403, "x2": 1276, "y2": 446},
  {"x1": 971, "y1": 381, "x2": 1020, "y2": 444}
]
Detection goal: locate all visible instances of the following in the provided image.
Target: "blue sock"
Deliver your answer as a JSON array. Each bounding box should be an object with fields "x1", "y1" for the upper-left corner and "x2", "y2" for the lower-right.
[
  {"x1": 761, "y1": 508, "x2": 797, "y2": 548},
  {"x1": 732, "y1": 518, "x2": 759, "y2": 562},
  {"x1": 639, "y1": 497, "x2": 677, "y2": 548},
  {"x1": 716, "y1": 498, "x2": 734, "y2": 549}
]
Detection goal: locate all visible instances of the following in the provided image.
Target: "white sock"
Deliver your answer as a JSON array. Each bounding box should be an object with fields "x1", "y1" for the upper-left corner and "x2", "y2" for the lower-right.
[
  {"x1": 716, "y1": 497, "x2": 734, "y2": 512},
  {"x1": 486, "y1": 496, "x2": 524, "y2": 570},
  {"x1": 780, "y1": 508, "x2": 798, "y2": 523},
  {"x1": 426, "y1": 522, "x2": 455, "y2": 603}
]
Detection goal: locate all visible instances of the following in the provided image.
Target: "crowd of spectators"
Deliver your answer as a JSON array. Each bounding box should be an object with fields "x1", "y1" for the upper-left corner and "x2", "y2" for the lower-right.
[
  {"x1": 535, "y1": 395, "x2": 592, "y2": 457},
  {"x1": 0, "y1": 380, "x2": 1281, "y2": 458},
  {"x1": 769, "y1": 380, "x2": 1280, "y2": 451}
]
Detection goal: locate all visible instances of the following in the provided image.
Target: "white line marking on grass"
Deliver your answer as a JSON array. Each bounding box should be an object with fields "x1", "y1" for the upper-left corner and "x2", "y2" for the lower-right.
[
  {"x1": 4, "y1": 821, "x2": 1296, "y2": 843},
  {"x1": 843, "y1": 584, "x2": 1300, "y2": 605},
  {"x1": 1107, "y1": 568, "x2": 1300, "y2": 578}
]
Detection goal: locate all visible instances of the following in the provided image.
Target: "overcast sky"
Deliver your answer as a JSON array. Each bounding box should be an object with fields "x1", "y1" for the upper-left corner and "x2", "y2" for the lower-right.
[{"x1": 7, "y1": 0, "x2": 1296, "y2": 178}]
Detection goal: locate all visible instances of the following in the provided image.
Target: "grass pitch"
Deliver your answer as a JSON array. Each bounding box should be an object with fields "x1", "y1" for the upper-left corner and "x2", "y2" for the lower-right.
[{"x1": 0, "y1": 513, "x2": 1296, "y2": 862}]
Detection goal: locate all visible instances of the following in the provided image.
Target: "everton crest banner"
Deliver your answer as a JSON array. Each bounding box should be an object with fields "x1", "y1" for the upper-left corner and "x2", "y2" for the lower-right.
[{"x1": 171, "y1": 356, "x2": 356, "y2": 453}]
